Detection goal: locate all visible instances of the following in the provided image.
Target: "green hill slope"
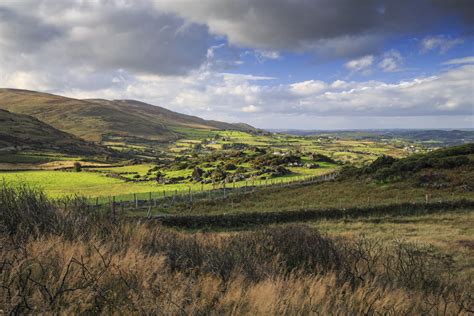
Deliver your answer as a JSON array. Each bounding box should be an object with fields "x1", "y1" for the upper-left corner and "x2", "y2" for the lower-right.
[
  {"x1": 162, "y1": 144, "x2": 474, "y2": 215},
  {"x1": 0, "y1": 109, "x2": 110, "y2": 155},
  {"x1": 0, "y1": 89, "x2": 256, "y2": 144}
]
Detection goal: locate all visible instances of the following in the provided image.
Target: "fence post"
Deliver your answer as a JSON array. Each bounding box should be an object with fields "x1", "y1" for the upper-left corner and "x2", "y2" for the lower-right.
[
  {"x1": 189, "y1": 187, "x2": 192, "y2": 202},
  {"x1": 223, "y1": 182, "x2": 226, "y2": 198},
  {"x1": 134, "y1": 193, "x2": 138, "y2": 208},
  {"x1": 111, "y1": 196, "x2": 116, "y2": 218}
]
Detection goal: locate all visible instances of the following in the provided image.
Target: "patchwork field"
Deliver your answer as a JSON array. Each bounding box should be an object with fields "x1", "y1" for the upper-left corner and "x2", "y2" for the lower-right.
[{"x1": 4, "y1": 130, "x2": 403, "y2": 199}]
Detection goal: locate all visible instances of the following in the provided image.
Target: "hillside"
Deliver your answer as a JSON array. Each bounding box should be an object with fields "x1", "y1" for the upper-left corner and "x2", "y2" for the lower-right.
[
  {"x1": 0, "y1": 109, "x2": 110, "y2": 155},
  {"x1": 0, "y1": 89, "x2": 256, "y2": 144},
  {"x1": 160, "y1": 143, "x2": 474, "y2": 216}
]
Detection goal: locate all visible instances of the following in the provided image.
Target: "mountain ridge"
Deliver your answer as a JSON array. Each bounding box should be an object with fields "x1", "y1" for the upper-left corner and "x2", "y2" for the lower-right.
[
  {"x1": 0, "y1": 88, "x2": 257, "y2": 144},
  {"x1": 0, "y1": 109, "x2": 110, "y2": 155}
]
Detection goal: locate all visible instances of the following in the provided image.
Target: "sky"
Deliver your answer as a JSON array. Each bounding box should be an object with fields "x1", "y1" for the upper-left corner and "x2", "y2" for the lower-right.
[{"x1": 0, "y1": 0, "x2": 473, "y2": 130}]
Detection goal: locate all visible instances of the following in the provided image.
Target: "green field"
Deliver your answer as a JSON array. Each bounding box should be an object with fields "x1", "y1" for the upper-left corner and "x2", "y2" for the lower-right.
[
  {"x1": 0, "y1": 127, "x2": 428, "y2": 201},
  {"x1": 0, "y1": 167, "x2": 335, "y2": 200}
]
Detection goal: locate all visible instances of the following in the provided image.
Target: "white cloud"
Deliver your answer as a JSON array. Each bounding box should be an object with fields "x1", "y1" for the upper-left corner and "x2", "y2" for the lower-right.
[
  {"x1": 290, "y1": 80, "x2": 327, "y2": 95},
  {"x1": 442, "y1": 56, "x2": 474, "y2": 65},
  {"x1": 255, "y1": 50, "x2": 281, "y2": 60},
  {"x1": 345, "y1": 55, "x2": 374, "y2": 72},
  {"x1": 378, "y1": 50, "x2": 403, "y2": 72},
  {"x1": 27, "y1": 63, "x2": 472, "y2": 121},
  {"x1": 242, "y1": 105, "x2": 261, "y2": 113},
  {"x1": 420, "y1": 35, "x2": 464, "y2": 54}
]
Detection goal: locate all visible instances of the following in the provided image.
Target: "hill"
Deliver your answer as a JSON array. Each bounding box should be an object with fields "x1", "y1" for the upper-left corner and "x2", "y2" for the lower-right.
[
  {"x1": 271, "y1": 129, "x2": 474, "y2": 147},
  {"x1": 0, "y1": 88, "x2": 256, "y2": 144},
  {"x1": 0, "y1": 109, "x2": 110, "y2": 155},
  {"x1": 160, "y1": 143, "x2": 474, "y2": 216}
]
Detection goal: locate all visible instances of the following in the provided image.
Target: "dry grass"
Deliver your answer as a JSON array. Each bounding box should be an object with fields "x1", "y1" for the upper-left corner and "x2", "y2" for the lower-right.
[
  {"x1": 2, "y1": 226, "x2": 473, "y2": 315},
  {"x1": 1, "y1": 184, "x2": 473, "y2": 314}
]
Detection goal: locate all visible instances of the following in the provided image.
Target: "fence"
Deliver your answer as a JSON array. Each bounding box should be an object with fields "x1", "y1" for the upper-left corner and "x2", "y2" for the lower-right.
[{"x1": 89, "y1": 172, "x2": 339, "y2": 215}]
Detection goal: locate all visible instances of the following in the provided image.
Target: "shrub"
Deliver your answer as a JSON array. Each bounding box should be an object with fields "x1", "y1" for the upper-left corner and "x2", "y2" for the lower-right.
[
  {"x1": 192, "y1": 167, "x2": 204, "y2": 181},
  {"x1": 0, "y1": 182, "x2": 57, "y2": 237},
  {"x1": 73, "y1": 162, "x2": 82, "y2": 172},
  {"x1": 211, "y1": 167, "x2": 227, "y2": 182},
  {"x1": 224, "y1": 163, "x2": 237, "y2": 170}
]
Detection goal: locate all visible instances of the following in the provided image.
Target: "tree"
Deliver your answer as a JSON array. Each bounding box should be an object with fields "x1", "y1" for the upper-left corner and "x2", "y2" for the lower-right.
[
  {"x1": 211, "y1": 167, "x2": 227, "y2": 182},
  {"x1": 156, "y1": 171, "x2": 165, "y2": 184},
  {"x1": 73, "y1": 162, "x2": 82, "y2": 172},
  {"x1": 192, "y1": 167, "x2": 204, "y2": 181}
]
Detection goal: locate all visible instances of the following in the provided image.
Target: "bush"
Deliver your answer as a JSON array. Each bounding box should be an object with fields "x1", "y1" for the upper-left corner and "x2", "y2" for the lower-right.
[
  {"x1": 309, "y1": 153, "x2": 336, "y2": 164},
  {"x1": 211, "y1": 167, "x2": 227, "y2": 182},
  {"x1": 73, "y1": 162, "x2": 82, "y2": 172},
  {"x1": 224, "y1": 163, "x2": 237, "y2": 170},
  {"x1": 192, "y1": 167, "x2": 204, "y2": 181},
  {"x1": 0, "y1": 182, "x2": 57, "y2": 237}
]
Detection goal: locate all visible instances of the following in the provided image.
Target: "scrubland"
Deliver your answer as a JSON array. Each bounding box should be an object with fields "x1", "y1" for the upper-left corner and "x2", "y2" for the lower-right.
[{"x1": 1, "y1": 183, "x2": 473, "y2": 315}]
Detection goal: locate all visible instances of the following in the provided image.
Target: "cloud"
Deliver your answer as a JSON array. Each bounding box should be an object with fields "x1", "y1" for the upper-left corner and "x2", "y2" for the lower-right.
[
  {"x1": 0, "y1": 1, "x2": 209, "y2": 76},
  {"x1": 345, "y1": 55, "x2": 374, "y2": 72},
  {"x1": 35, "y1": 63, "x2": 473, "y2": 122},
  {"x1": 420, "y1": 35, "x2": 464, "y2": 53},
  {"x1": 442, "y1": 56, "x2": 474, "y2": 65},
  {"x1": 290, "y1": 80, "x2": 327, "y2": 95},
  {"x1": 155, "y1": 0, "x2": 474, "y2": 58},
  {"x1": 0, "y1": 0, "x2": 472, "y2": 129},
  {"x1": 254, "y1": 50, "x2": 281, "y2": 62},
  {"x1": 378, "y1": 50, "x2": 403, "y2": 72},
  {"x1": 242, "y1": 105, "x2": 261, "y2": 113}
]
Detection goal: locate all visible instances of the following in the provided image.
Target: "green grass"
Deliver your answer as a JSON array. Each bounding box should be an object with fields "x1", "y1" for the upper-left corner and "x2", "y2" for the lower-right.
[
  {"x1": 158, "y1": 167, "x2": 473, "y2": 215},
  {"x1": 169, "y1": 126, "x2": 219, "y2": 139},
  {"x1": 89, "y1": 164, "x2": 155, "y2": 175},
  {"x1": 0, "y1": 167, "x2": 336, "y2": 201},
  {"x1": 0, "y1": 171, "x2": 161, "y2": 198}
]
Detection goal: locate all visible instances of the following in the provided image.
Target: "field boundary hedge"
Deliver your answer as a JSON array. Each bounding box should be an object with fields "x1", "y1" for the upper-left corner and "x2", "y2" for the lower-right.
[{"x1": 146, "y1": 199, "x2": 474, "y2": 229}]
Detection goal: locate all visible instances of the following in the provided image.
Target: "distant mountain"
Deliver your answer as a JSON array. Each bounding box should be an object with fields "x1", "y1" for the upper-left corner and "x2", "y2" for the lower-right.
[
  {"x1": 0, "y1": 89, "x2": 256, "y2": 144},
  {"x1": 270, "y1": 129, "x2": 474, "y2": 147},
  {"x1": 0, "y1": 109, "x2": 110, "y2": 155}
]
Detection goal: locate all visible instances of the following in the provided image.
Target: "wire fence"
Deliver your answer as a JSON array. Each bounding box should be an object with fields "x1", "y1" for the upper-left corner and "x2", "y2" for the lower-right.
[{"x1": 87, "y1": 172, "x2": 339, "y2": 215}]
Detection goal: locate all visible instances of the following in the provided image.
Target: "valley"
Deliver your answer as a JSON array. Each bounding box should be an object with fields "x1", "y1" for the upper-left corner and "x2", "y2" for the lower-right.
[{"x1": 1, "y1": 89, "x2": 473, "y2": 314}]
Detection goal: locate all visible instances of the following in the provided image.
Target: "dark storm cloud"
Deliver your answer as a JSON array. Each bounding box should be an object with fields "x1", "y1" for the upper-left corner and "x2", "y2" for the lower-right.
[
  {"x1": 0, "y1": 1, "x2": 209, "y2": 76},
  {"x1": 0, "y1": 6, "x2": 62, "y2": 51},
  {"x1": 156, "y1": 0, "x2": 474, "y2": 57}
]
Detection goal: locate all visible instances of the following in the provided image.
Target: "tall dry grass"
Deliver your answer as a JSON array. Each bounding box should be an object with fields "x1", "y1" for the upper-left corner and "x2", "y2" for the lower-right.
[{"x1": 1, "y1": 183, "x2": 473, "y2": 314}]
